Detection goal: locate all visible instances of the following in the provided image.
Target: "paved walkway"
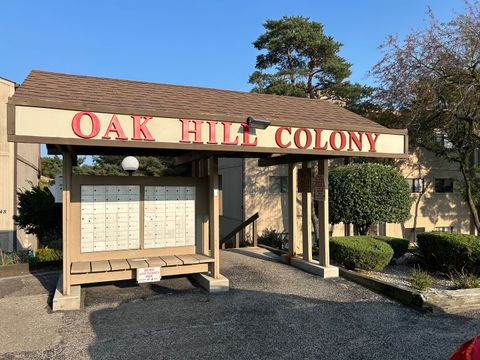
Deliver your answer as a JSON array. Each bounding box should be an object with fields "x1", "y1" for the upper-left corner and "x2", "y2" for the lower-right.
[{"x1": 1, "y1": 248, "x2": 480, "y2": 359}]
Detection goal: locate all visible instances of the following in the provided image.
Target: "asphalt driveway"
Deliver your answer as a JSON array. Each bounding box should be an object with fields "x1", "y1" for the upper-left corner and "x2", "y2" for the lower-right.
[{"x1": 1, "y1": 248, "x2": 479, "y2": 359}]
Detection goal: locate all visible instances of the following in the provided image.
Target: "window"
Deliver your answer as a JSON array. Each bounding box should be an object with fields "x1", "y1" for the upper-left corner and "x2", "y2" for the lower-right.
[
  {"x1": 434, "y1": 178, "x2": 453, "y2": 193},
  {"x1": 406, "y1": 178, "x2": 424, "y2": 193},
  {"x1": 434, "y1": 226, "x2": 455, "y2": 233},
  {"x1": 269, "y1": 176, "x2": 288, "y2": 193},
  {"x1": 435, "y1": 132, "x2": 453, "y2": 149}
]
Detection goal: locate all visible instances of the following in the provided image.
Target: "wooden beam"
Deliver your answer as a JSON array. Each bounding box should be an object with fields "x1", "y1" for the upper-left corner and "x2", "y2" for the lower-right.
[
  {"x1": 258, "y1": 154, "x2": 333, "y2": 167},
  {"x1": 288, "y1": 163, "x2": 299, "y2": 257},
  {"x1": 208, "y1": 156, "x2": 220, "y2": 278},
  {"x1": 62, "y1": 153, "x2": 73, "y2": 296},
  {"x1": 174, "y1": 151, "x2": 222, "y2": 166},
  {"x1": 301, "y1": 162, "x2": 312, "y2": 262},
  {"x1": 317, "y1": 159, "x2": 330, "y2": 267}
]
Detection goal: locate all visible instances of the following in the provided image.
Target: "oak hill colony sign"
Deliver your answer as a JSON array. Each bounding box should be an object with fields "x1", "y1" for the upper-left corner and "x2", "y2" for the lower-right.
[{"x1": 9, "y1": 106, "x2": 407, "y2": 157}]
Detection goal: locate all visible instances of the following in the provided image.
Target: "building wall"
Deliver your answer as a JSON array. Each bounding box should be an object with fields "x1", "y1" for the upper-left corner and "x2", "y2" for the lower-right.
[
  {"x1": 229, "y1": 148, "x2": 473, "y2": 243},
  {"x1": 0, "y1": 79, "x2": 15, "y2": 250},
  {"x1": 0, "y1": 78, "x2": 40, "y2": 251},
  {"x1": 387, "y1": 148, "x2": 473, "y2": 239},
  {"x1": 16, "y1": 142, "x2": 41, "y2": 249},
  {"x1": 218, "y1": 158, "x2": 244, "y2": 239}
]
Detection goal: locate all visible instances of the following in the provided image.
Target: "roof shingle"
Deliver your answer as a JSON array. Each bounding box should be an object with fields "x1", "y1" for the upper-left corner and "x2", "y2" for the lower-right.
[{"x1": 11, "y1": 70, "x2": 402, "y2": 134}]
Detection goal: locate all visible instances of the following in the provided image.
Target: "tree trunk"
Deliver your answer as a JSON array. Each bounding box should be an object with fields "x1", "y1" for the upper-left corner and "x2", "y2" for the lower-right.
[
  {"x1": 460, "y1": 161, "x2": 480, "y2": 233},
  {"x1": 412, "y1": 181, "x2": 429, "y2": 243},
  {"x1": 357, "y1": 224, "x2": 370, "y2": 236}
]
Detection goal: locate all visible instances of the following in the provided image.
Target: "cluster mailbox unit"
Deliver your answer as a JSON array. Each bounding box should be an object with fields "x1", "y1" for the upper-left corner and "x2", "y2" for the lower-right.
[{"x1": 7, "y1": 70, "x2": 408, "y2": 307}]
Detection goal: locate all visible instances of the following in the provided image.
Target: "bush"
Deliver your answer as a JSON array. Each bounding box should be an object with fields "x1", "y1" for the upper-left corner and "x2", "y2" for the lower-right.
[
  {"x1": 13, "y1": 186, "x2": 62, "y2": 247},
  {"x1": 330, "y1": 236, "x2": 393, "y2": 271},
  {"x1": 33, "y1": 248, "x2": 62, "y2": 262},
  {"x1": 373, "y1": 236, "x2": 410, "y2": 260},
  {"x1": 410, "y1": 267, "x2": 434, "y2": 291},
  {"x1": 0, "y1": 249, "x2": 32, "y2": 265},
  {"x1": 329, "y1": 163, "x2": 412, "y2": 235},
  {"x1": 417, "y1": 232, "x2": 480, "y2": 274},
  {"x1": 451, "y1": 273, "x2": 480, "y2": 290},
  {"x1": 258, "y1": 228, "x2": 288, "y2": 250}
]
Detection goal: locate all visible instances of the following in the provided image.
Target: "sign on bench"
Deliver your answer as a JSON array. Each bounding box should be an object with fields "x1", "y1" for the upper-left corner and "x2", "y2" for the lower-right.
[{"x1": 137, "y1": 267, "x2": 161, "y2": 283}]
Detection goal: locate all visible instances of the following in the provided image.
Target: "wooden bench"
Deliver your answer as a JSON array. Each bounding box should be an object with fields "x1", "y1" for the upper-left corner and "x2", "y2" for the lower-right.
[{"x1": 69, "y1": 254, "x2": 214, "y2": 285}]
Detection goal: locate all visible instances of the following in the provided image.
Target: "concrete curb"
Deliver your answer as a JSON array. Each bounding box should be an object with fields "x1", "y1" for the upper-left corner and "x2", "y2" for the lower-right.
[{"x1": 338, "y1": 267, "x2": 427, "y2": 312}]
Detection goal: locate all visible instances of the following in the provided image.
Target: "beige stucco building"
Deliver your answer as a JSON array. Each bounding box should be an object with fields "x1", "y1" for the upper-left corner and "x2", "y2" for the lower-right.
[
  {"x1": 0, "y1": 77, "x2": 40, "y2": 251},
  {"x1": 219, "y1": 147, "x2": 476, "y2": 242}
]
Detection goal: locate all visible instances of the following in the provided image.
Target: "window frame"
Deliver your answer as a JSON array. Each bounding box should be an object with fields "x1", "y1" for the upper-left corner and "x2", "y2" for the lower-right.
[
  {"x1": 434, "y1": 178, "x2": 454, "y2": 193},
  {"x1": 406, "y1": 178, "x2": 425, "y2": 193}
]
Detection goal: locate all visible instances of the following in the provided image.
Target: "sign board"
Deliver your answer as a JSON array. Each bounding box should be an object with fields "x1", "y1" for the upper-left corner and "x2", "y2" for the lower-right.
[
  {"x1": 11, "y1": 106, "x2": 407, "y2": 158},
  {"x1": 314, "y1": 175, "x2": 325, "y2": 201},
  {"x1": 297, "y1": 168, "x2": 312, "y2": 193},
  {"x1": 137, "y1": 267, "x2": 161, "y2": 283}
]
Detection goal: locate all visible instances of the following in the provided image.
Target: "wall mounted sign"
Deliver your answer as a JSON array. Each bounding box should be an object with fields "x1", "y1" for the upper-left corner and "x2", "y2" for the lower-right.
[
  {"x1": 137, "y1": 267, "x2": 161, "y2": 283},
  {"x1": 314, "y1": 175, "x2": 325, "y2": 201},
  {"x1": 10, "y1": 106, "x2": 407, "y2": 157}
]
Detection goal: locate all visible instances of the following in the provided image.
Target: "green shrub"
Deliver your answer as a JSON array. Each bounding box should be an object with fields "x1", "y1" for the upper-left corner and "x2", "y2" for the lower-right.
[
  {"x1": 330, "y1": 236, "x2": 393, "y2": 271},
  {"x1": 373, "y1": 236, "x2": 410, "y2": 260},
  {"x1": 33, "y1": 248, "x2": 62, "y2": 262},
  {"x1": 451, "y1": 273, "x2": 480, "y2": 290},
  {"x1": 0, "y1": 249, "x2": 32, "y2": 266},
  {"x1": 13, "y1": 186, "x2": 62, "y2": 247},
  {"x1": 258, "y1": 228, "x2": 288, "y2": 250},
  {"x1": 417, "y1": 232, "x2": 480, "y2": 274},
  {"x1": 329, "y1": 163, "x2": 412, "y2": 235},
  {"x1": 410, "y1": 267, "x2": 434, "y2": 291}
]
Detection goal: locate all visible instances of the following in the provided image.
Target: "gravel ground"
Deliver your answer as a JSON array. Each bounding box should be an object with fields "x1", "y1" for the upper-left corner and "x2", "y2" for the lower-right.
[
  {"x1": 361, "y1": 252, "x2": 453, "y2": 292},
  {"x1": 1, "y1": 248, "x2": 480, "y2": 359},
  {"x1": 363, "y1": 264, "x2": 453, "y2": 292}
]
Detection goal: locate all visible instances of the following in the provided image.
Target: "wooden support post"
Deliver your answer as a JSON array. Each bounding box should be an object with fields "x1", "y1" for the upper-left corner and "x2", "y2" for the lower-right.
[
  {"x1": 208, "y1": 156, "x2": 220, "y2": 278},
  {"x1": 196, "y1": 159, "x2": 211, "y2": 256},
  {"x1": 288, "y1": 163, "x2": 298, "y2": 257},
  {"x1": 317, "y1": 159, "x2": 330, "y2": 267},
  {"x1": 235, "y1": 232, "x2": 240, "y2": 248},
  {"x1": 301, "y1": 162, "x2": 312, "y2": 262},
  {"x1": 62, "y1": 153, "x2": 73, "y2": 296},
  {"x1": 252, "y1": 220, "x2": 258, "y2": 247}
]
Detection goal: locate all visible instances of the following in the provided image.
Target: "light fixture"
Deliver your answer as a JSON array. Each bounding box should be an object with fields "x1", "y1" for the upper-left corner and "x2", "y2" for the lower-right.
[
  {"x1": 247, "y1": 116, "x2": 271, "y2": 129},
  {"x1": 121, "y1": 156, "x2": 139, "y2": 176}
]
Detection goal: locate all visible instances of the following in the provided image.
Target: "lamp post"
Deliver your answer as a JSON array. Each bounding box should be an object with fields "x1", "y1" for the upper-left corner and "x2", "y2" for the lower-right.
[{"x1": 121, "y1": 156, "x2": 139, "y2": 176}]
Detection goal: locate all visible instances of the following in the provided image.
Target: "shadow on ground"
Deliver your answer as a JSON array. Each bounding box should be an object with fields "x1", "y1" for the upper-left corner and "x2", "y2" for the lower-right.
[{"x1": 80, "y1": 249, "x2": 479, "y2": 360}]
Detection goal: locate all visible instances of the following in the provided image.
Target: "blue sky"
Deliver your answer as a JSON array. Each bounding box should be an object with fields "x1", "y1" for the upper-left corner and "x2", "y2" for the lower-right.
[{"x1": 1, "y1": 0, "x2": 467, "y2": 157}]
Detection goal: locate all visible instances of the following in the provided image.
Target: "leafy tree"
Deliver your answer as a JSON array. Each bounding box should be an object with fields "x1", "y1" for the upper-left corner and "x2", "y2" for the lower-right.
[
  {"x1": 329, "y1": 163, "x2": 412, "y2": 235},
  {"x1": 249, "y1": 16, "x2": 373, "y2": 113},
  {"x1": 13, "y1": 186, "x2": 62, "y2": 247},
  {"x1": 371, "y1": 2, "x2": 480, "y2": 232},
  {"x1": 41, "y1": 155, "x2": 63, "y2": 178},
  {"x1": 42, "y1": 155, "x2": 189, "y2": 177}
]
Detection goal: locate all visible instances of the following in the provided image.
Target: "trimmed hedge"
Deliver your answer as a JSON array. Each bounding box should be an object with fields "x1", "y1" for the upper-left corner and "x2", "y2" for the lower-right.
[
  {"x1": 373, "y1": 236, "x2": 410, "y2": 260},
  {"x1": 417, "y1": 232, "x2": 480, "y2": 274},
  {"x1": 330, "y1": 236, "x2": 394, "y2": 271}
]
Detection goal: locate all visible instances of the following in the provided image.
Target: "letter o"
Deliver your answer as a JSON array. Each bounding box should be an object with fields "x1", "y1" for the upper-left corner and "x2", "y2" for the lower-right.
[
  {"x1": 72, "y1": 112, "x2": 100, "y2": 139},
  {"x1": 293, "y1": 128, "x2": 312, "y2": 149},
  {"x1": 330, "y1": 130, "x2": 347, "y2": 151}
]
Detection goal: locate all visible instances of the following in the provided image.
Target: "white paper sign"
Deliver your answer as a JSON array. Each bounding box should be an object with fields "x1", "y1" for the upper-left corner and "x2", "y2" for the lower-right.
[{"x1": 137, "y1": 267, "x2": 161, "y2": 283}]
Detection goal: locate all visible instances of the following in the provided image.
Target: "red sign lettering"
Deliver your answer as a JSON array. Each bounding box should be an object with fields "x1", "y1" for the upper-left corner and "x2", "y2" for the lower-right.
[
  {"x1": 72, "y1": 112, "x2": 100, "y2": 139},
  {"x1": 102, "y1": 114, "x2": 127, "y2": 140},
  {"x1": 275, "y1": 127, "x2": 292, "y2": 148},
  {"x1": 132, "y1": 116, "x2": 154, "y2": 141}
]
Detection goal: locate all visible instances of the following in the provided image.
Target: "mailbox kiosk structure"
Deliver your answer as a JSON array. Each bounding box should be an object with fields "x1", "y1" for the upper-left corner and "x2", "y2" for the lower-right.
[{"x1": 7, "y1": 71, "x2": 408, "y2": 304}]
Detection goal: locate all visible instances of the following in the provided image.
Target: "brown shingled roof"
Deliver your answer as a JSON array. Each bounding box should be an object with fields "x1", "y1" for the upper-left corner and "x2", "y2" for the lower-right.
[{"x1": 11, "y1": 70, "x2": 403, "y2": 134}]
